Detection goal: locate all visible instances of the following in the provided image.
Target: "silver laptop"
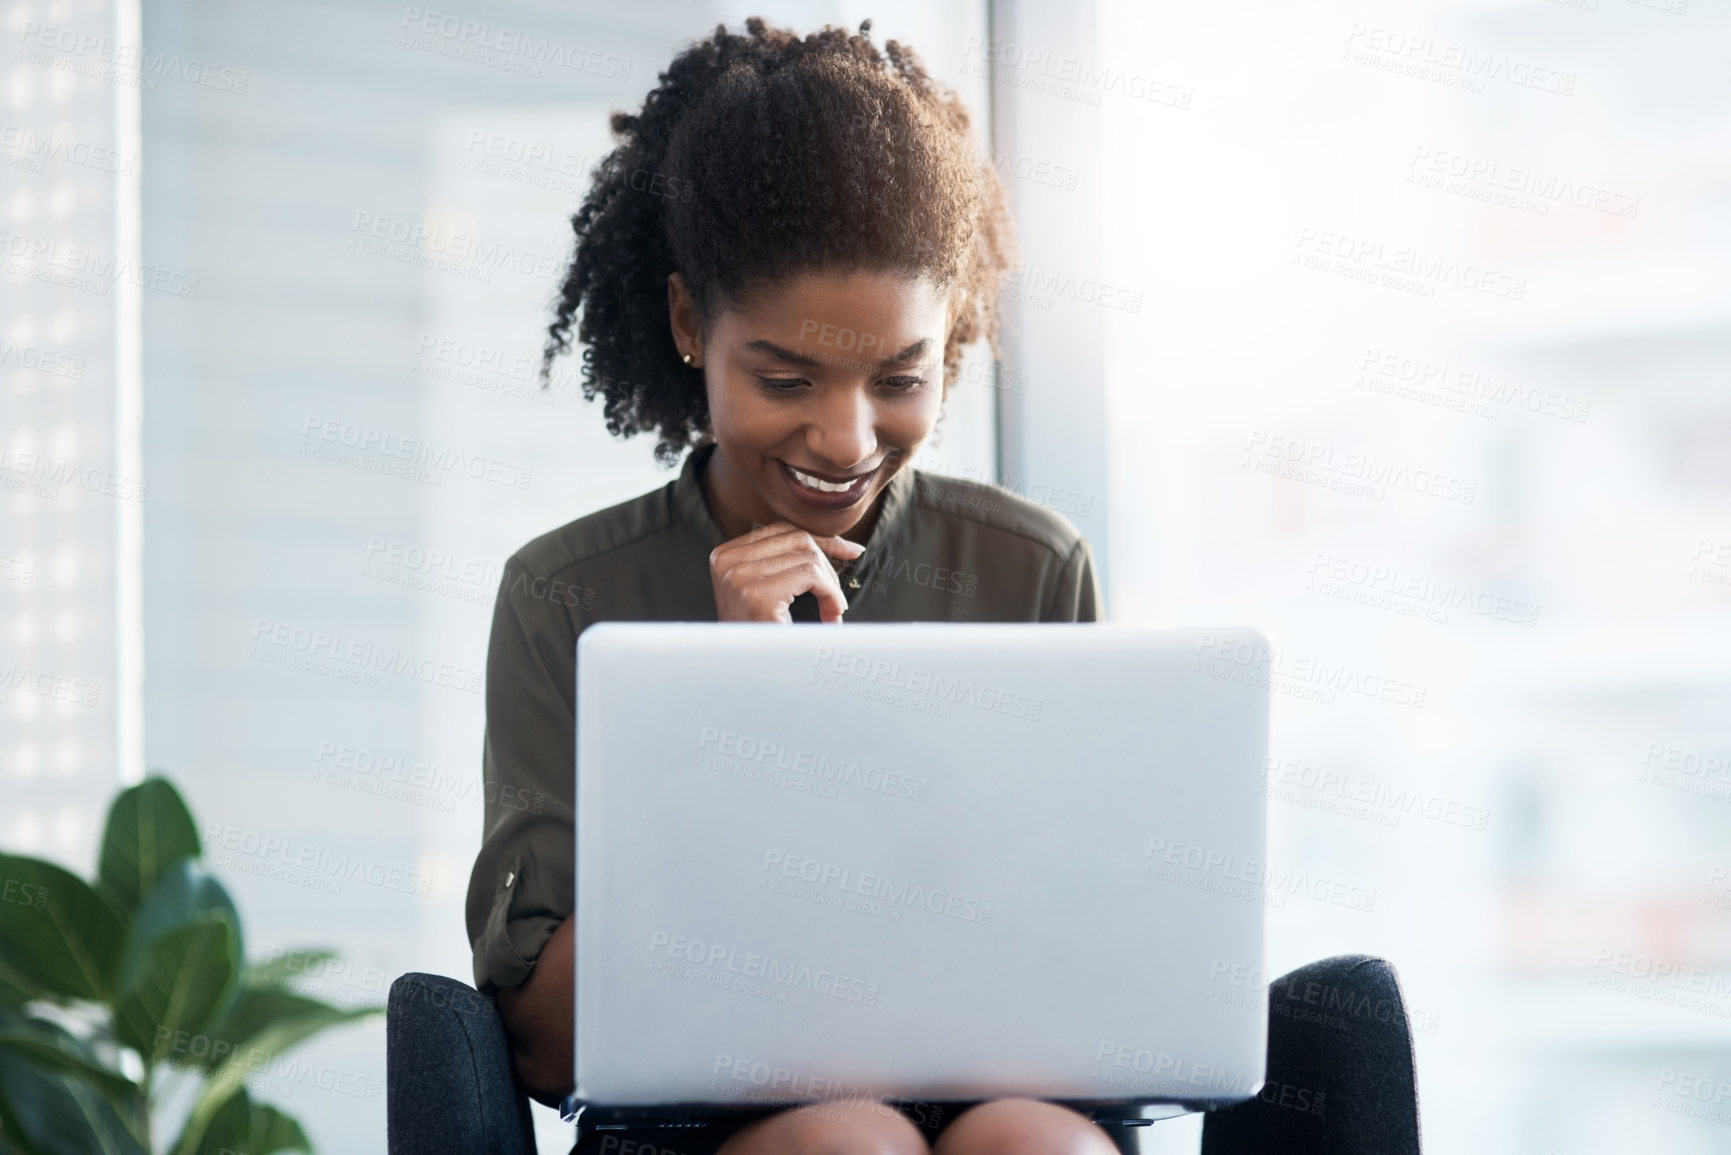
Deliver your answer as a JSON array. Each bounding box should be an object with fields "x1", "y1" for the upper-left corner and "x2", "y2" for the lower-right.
[{"x1": 567, "y1": 623, "x2": 1269, "y2": 1132}]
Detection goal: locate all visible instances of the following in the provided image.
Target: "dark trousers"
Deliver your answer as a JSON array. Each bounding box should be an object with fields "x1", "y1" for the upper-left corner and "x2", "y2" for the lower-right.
[{"x1": 387, "y1": 954, "x2": 1422, "y2": 1155}]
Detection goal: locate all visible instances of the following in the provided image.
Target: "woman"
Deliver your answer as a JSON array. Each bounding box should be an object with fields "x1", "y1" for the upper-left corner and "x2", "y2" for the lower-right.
[
  {"x1": 460, "y1": 17, "x2": 1426, "y2": 1155},
  {"x1": 464, "y1": 17, "x2": 1114, "y2": 1153}
]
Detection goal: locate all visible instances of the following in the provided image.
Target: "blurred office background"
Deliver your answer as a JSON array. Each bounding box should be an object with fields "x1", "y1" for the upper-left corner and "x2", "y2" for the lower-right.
[{"x1": 3, "y1": 0, "x2": 1728, "y2": 1151}]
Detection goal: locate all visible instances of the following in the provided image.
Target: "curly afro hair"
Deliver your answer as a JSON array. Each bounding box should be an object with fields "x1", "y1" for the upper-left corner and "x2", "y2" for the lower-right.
[{"x1": 541, "y1": 16, "x2": 1016, "y2": 466}]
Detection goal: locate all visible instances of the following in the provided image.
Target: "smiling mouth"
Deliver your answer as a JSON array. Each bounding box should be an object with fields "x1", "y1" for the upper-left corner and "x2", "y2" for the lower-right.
[
  {"x1": 784, "y1": 463, "x2": 874, "y2": 493},
  {"x1": 776, "y1": 459, "x2": 879, "y2": 506}
]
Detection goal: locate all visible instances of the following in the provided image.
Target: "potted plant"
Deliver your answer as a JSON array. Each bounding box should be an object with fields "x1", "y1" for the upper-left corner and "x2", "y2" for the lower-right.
[{"x1": 0, "y1": 777, "x2": 380, "y2": 1154}]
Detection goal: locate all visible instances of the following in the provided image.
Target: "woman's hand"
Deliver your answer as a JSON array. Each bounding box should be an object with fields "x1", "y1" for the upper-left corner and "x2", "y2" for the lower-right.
[{"x1": 710, "y1": 522, "x2": 866, "y2": 623}]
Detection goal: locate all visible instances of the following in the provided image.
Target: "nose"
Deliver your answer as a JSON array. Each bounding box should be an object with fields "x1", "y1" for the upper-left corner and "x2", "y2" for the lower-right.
[{"x1": 806, "y1": 382, "x2": 878, "y2": 470}]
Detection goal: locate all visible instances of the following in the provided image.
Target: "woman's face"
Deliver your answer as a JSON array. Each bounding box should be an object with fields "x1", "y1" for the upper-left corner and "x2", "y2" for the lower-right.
[{"x1": 669, "y1": 268, "x2": 949, "y2": 542}]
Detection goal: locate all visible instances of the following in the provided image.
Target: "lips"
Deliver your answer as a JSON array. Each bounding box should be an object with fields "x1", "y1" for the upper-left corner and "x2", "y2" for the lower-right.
[
  {"x1": 776, "y1": 459, "x2": 877, "y2": 509},
  {"x1": 785, "y1": 463, "x2": 872, "y2": 491}
]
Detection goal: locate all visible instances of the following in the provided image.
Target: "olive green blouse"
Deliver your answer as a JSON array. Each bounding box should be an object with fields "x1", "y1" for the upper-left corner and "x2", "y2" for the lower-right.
[{"x1": 465, "y1": 441, "x2": 1103, "y2": 993}]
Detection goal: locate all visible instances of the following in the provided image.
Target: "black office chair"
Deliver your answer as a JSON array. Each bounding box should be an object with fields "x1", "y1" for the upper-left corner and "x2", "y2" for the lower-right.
[
  {"x1": 386, "y1": 973, "x2": 536, "y2": 1155},
  {"x1": 386, "y1": 955, "x2": 1422, "y2": 1155}
]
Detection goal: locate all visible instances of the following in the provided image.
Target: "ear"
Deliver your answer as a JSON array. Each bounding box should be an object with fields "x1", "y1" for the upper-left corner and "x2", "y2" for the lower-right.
[{"x1": 667, "y1": 272, "x2": 702, "y2": 367}]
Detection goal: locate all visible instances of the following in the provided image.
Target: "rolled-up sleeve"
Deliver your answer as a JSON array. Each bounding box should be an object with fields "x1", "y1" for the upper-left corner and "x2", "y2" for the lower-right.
[
  {"x1": 464, "y1": 556, "x2": 580, "y2": 993},
  {"x1": 1041, "y1": 537, "x2": 1104, "y2": 623}
]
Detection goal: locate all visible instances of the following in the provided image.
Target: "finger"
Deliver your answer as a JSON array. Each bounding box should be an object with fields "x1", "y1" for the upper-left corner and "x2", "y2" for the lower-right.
[
  {"x1": 813, "y1": 534, "x2": 867, "y2": 562},
  {"x1": 738, "y1": 520, "x2": 800, "y2": 542},
  {"x1": 749, "y1": 553, "x2": 849, "y2": 622},
  {"x1": 727, "y1": 555, "x2": 849, "y2": 619},
  {"x1": 713, "y1": 525, "x2": 859, "y2": 571},
  {"x1": 813, "y1": 581, "x2": 848, "y2": 623},
  {"x1": 725, "y1": 553, "x2": 842, "y2": 591},
  {"x1": 710, "y1": 524, "x2": 815, "y2": 568}
]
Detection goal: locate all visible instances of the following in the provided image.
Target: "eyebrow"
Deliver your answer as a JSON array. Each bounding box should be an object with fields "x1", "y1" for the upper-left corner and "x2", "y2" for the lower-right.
[{"x1": 744, "y1": 338, "x2": 929, "y2": 369}]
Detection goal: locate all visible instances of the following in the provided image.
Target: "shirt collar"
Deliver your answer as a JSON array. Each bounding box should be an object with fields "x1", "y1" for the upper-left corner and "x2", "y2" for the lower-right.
[{"x1": 672, "y1": 441, "x2": 916, "y2": 582}]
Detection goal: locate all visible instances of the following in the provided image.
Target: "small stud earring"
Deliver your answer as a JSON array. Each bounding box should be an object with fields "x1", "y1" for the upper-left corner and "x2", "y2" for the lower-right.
[{"x1": 682, "y1": 353, "x2": 694, "y2": 366}]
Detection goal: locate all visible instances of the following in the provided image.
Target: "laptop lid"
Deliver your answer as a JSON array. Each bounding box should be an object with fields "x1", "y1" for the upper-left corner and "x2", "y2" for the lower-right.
[{"x1": 572, "y1": 623, "x2": 1269, "y2": 1117}]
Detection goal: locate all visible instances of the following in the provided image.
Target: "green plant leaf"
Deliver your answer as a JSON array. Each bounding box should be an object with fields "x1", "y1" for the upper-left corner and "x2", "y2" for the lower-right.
[
  {"x1": 0, "y1": 1011, "x2": 142, "y2": 1119},
  {"x1": 181, "y1": 1088, "x2": 310, "y2": 1155},
  {"x1": 97, "y1": 778, "x2": 202, "y2": 919},
  {"x1": 242, "y1": 951, "x2": 336, "y2": 989},
  {"x1": 0, "y1": 955, "x2": 33, "y2": 1008},
  {"x1": 112, "y1": 921, "x2": 239, "y2": 1062},
  {"x1": 116, "y1": 859, "x2": 242, "y2": 990},
  {"x1": 0, "y1": 1050, "x2": 147, "y2": 1155},
  {"x1": 173, "y1": 989, "x2": 377, "y2": 1154},
  {"x1": 158, "y1": 985, "x2": 363, "y2": 1075},
  {"x1": 0, "y1": 855, "x2": 125, "y2": 1002}
]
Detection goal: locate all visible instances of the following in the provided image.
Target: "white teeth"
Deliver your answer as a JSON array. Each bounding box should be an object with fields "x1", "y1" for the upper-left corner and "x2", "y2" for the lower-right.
[{"x1": 788, "y1": 465, "x2": 864, "y2": 494}]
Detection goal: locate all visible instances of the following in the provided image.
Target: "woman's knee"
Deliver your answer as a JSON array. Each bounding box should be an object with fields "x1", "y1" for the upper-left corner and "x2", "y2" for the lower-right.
[
  {"x1": 932, "y1": 1099, "x2": 1119, "y2": 1155},
  {"x1": 716, "y1": 1100, "x2": 930, "y2": 1155}
]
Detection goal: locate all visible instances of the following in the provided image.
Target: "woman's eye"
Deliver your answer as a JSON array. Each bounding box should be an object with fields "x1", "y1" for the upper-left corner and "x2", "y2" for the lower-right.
[
  {"x1": 754, "y1": 376, "x2": 809, "y2": 392},
  {"x1": 881, "y1": 376, "x2": 926, "y2": 391}
]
